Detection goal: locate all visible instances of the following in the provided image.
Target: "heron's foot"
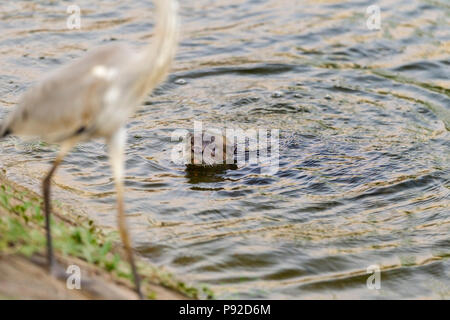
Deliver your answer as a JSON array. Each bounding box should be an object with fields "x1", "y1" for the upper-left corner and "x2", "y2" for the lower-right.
[
  {"x1": 136, "y1": 287, "x2": 144, "y2": 300},
  {"x1": 132, "y1": 273, "x2": 144, "y2": 300},
  {"x1": 49, "y1": 261, "x2": 66, "y2": 279},
  {"x1": 130, "y1": 263, "x2": 144, "y2": 300}
]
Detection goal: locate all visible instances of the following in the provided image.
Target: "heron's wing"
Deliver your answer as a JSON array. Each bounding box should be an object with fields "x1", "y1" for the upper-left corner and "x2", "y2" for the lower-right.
[{"x1": 5, "y1": 43, "x2": 135, "y2": 142}]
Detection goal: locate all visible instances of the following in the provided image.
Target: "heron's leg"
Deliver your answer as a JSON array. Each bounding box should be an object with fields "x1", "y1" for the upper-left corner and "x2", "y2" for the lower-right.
[
  {"x1": 43, "y1": 142, "x2": 74, "y2": 274},
  {"x1": 107, "y1": 128, "x2": 143, "y2": 299}
]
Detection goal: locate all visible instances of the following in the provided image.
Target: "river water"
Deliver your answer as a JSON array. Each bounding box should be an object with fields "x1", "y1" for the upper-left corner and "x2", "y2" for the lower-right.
[{"x1": 0, "y1": 0, "x2": 449, "y2": 299}]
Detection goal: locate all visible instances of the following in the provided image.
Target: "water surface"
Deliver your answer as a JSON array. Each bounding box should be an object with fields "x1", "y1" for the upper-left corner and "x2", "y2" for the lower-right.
[{"x1": 0, "y1": 0, "x2": 449, "y2": 299}]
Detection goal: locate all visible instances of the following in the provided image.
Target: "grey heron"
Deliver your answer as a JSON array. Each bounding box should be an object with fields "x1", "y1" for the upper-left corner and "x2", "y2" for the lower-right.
[{"x1": 0, "y1": 0, "x2": 179, "y2": 299}]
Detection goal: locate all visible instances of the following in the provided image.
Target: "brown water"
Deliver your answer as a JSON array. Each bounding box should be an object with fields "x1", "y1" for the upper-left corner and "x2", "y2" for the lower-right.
[{"x1": 0, "y1": 0, "x2": 449, "y2": 299}]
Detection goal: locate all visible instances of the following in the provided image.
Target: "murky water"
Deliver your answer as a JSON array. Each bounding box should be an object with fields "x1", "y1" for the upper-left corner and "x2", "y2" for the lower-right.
[{"x1": 1, "y1": 0, "x2": 449, "y2": 299}]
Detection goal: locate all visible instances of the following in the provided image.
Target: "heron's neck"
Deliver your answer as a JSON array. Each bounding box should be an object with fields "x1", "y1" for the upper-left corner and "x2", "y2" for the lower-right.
[{"x1": 134, "y1": 0, "x2": 179, "y2": 100}]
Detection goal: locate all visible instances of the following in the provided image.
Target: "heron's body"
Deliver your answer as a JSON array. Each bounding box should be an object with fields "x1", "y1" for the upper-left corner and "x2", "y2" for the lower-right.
[
  {"x1": 0, "y1": 0, "x2": 179, "y2": 299},
  {"x1": 6, "y1": 43, "x2": 133, "y2": 142},
  {"x1": 3, "y1": 0, "x2": 178, "y2": 143}
]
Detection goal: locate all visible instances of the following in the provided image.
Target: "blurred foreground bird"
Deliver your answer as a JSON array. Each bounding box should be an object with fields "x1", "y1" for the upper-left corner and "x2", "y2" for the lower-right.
[{"x1": 0, "y1": 0, "x2": 179, "y2": 299}]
